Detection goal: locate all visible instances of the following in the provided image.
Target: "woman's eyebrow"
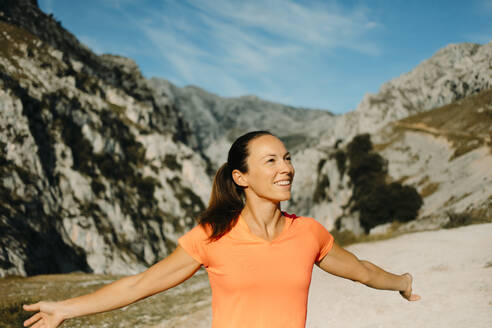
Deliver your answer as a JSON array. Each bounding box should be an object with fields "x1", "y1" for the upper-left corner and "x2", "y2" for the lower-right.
[{"x1": 261, "y1": 152, "x2": 290, "y2": 159}]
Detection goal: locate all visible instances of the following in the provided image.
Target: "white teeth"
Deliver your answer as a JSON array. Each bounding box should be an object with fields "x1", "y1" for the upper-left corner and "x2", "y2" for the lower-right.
[{"x1": 274, "y1": 180, "x2": 291, "y2": 185}]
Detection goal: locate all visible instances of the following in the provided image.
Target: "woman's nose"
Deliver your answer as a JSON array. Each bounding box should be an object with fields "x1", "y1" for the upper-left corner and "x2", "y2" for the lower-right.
[{"x1": 280, "y1": 159, "x2": 293, "y2": 174}]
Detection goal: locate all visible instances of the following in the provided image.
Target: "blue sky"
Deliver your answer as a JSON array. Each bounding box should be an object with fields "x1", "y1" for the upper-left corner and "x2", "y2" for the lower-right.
[{"x1": 39, "y1": 0, "x2": 492, "y2": 114}]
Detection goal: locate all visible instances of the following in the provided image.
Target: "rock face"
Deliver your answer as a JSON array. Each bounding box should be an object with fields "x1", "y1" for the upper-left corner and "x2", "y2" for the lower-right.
[
  {"x1": 299, "y1": 90, "x2": 492, "y2": 234},
  {"x1": 148, "y1": 78, "x2": 336, "y2": 167},
  {"x1": 374, "y1": 89, "x2": 492, "y2": 231},
  {"x1": 153, "y1": 39, "x2": 492, "y2": 234},
  {"x1": 0, "y1": 1, "x2": 210, "y2": 276},
  {"x1": 1, "y1": 0, "x2": 491, "y2": 278},
  {"x1": 324, "y1": 42, "x2": 492, "y2": 146},
  {"x1": 287, "y1": 42, "x2": 492, "y2": 232}
]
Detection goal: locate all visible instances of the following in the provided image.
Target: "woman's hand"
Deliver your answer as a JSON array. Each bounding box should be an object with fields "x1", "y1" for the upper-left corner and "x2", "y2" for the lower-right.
[
  {"x1": 23, "y1": 301, "x2": 65, "y2": 328},
  {"x1": 399, "y1": 273, "x2": 421, "y2": 301}
]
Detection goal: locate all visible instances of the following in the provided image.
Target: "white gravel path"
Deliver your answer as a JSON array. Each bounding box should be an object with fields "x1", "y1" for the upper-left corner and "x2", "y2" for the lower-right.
[{"x1": 306, "y1": 223, "x2": 492, "y2": 328}]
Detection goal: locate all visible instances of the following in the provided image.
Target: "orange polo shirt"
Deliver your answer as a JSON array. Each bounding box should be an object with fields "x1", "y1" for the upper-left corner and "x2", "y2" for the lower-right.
[{"x1": 178, "y1": 212, "x2": 334, "y2": 328}]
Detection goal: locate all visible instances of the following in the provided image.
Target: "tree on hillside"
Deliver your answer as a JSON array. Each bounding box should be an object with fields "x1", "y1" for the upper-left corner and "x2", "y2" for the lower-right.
[{"x1": 345, "y1": 134, "x2": 423, "y2": 233}]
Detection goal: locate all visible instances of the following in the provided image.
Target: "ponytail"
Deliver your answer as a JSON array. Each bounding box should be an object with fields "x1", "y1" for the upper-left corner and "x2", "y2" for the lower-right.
[
  {"x1": 198, "y1": 162, "x2": 244, "y2": 240},
  {"x1": 197, "y1": 130, "x2": 273, "y2": 240}
]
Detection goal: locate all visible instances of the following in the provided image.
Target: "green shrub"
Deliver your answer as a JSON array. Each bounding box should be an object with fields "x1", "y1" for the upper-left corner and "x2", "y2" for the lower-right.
[
  {"x1": 136, "y1": 176, "x2": 161, "y2": 200},
  {"x1": 443, "y1": 211, "x2": 490, "y2": 229},
  {"x1": 0, "y1": 299, "x2": 36, "y2": 328},
  {"x1": 332, "y1": 150, "x2": 346, "y2": 176},
  {"x1": 164, "y1": 154, "x2": 182, "y2": 171},
  {"x1": 347, "y1": 133, "x2": 372, "y2": 156},
  {"x1": 357, "y1": 183, "x2": 422, "y2": 232},
  {"x1": 346, "y1": 134, "x2": 423, "y2": 233},
  {"x1": 58, "y1": 116, "x2": 94, "y2": 176},
  {"x1": 90, "y1": 179, "x2": 106, "y2": 195},
  {"x1": 329, "y1": 229, "x2": 358, "y2": 246},
  {"x1": 313, "y1": 175, "x2": 330, "y2": 203}
]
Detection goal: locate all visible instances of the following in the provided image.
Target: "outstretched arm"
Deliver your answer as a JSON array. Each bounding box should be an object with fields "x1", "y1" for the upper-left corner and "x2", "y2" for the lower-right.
[
  {"x1": 316, "y1": 243, "x2": 420, "y2": 301},
  {"x1": 23, "y1": 245, "x2": 201, "y2": 328}
]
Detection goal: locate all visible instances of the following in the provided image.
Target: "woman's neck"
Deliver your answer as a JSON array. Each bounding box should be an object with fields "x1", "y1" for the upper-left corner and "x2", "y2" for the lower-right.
[{"x1": 240, "y1": 198, "x2": 284, "y2": 240}]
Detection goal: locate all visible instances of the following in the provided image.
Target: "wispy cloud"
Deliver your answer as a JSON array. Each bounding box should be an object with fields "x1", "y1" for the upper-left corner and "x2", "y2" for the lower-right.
[
  {"x1": 100, "y1": 0, "x2": 136, "y2": 9},
  {"x1": 478, "y1": 0, "x2": 492, "y2": 14},
  {"x1": 189, "y1": 0, "x2": 379, "y2": 52},
  {"x1": 133, "y1": 0, "x2": 381, "y2": 101}
]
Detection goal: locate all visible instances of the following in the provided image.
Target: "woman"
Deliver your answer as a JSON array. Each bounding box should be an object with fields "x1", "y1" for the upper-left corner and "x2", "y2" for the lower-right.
[{"x1": 23, "y1": 130, "x2": 420, "y2": 328}]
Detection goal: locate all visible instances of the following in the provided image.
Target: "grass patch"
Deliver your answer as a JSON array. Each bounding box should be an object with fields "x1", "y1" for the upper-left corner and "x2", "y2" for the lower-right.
[
  {"x1": 0, "y1": 299, "x2": 37, "y2": 328},
  {"x1": 420, "y1": 182, "x2": 439, "y2": 198},
  {"x1": 107, "y1": 101, "x2": 126, "y2": 115},
  {"x1": 417, "y1": 175, "x2": 430, "y2": 186},
  {"x1": 443, "y1": 211, "x2": 492, "y2": 229},
  {"x1": 0, "y1": 272, "x2": 211, "y2": 328},
  {"x1": 442, "y1": 192, "x2": 472, "y2": 207},
  {"x1": 330, "y1": 229, "x2": 359, "y2": 246},
  {"x1": 331, "y1": 222, "x2": 405, "y2": 247},
  {"x1": 396, "y1": 175, "x2": 411, "y2": 184},
  {"x1": 398, "y1": 88, "x2": 492, "y2": 159}
]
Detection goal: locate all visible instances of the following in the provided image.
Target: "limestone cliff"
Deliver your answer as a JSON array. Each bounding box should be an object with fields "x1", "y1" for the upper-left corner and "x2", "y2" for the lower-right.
[
  {"x1": 0, "y1": 0, "x2": 211, "y2": 276},
  {"x1": 1, "y1": 0, "x2": 491, "y2": 278}
]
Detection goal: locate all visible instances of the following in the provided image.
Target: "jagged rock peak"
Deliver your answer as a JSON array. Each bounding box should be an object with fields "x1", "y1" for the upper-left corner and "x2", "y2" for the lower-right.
[
  {"x1": 149, "y1": 77, "x2": 336, "y2": 167},
  {"x1": 100, "y1": 55, "x2": 143, "y2": 77},
  {"x1": 0, "y1": 0, "x2": 94, "y2": 65},
  {"x1": 322, "y1": 40, "x2": 492, "y2": 146},
  {"x1": 431, "y1": 42, "x2": 481, "y2": 64}
]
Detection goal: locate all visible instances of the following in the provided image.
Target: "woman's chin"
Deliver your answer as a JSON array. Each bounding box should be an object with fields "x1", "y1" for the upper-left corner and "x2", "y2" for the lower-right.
[{"x1": 279, "y1": 192, "x2": 292, "y2": 202}]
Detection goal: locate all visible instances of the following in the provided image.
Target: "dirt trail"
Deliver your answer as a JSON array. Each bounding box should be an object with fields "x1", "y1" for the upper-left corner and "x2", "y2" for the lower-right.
[
  {"x1": 394, "y1": 122, "x2": 491, "y2": 144},
  {"x1": 307, "y1": 223, "x2": 492, "y2": 328}
]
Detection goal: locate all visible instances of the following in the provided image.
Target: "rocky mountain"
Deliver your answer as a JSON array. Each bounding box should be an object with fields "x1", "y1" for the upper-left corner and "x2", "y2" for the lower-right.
[
  {"x1": 148, "y1": 78, "x2": 336, "y2": 167},
  {"x1": 150, "y1": 41, "x2": 492, "y2": 168},
  {"x1": 323, "y1": 42, "x2": 492, "y2": 146},
  {"x1": 289, "y1": 42, "x2": 492, "y2": 233},
  {"x1": 1, "y1": 0, "x2": 491, "y2": 279},
  {"x1": 0, "y1": 0, "x2": 211, "y2": 277},
  {"x1": 298, "y1": 89, "x2": 492, "y2": 235},
  {"x1": 150, "y1": 40, "x2": 492, "y2": 235}
]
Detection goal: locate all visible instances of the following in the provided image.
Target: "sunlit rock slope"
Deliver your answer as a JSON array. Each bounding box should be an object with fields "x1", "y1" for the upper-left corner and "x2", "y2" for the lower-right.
[{"x1": 0, "y1": 0, "x2": 211, "y2": 277}]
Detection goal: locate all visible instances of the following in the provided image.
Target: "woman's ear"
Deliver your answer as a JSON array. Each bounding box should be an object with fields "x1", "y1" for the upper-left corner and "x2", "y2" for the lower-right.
[{"x1": 232, "y1": 169, "x2": 248, "y2": 187}]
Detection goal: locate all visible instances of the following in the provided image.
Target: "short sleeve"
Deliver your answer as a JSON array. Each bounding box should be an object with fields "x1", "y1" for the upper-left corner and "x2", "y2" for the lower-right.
[
  {"x1": 310, "y1": 219, "x2": 334, "y2": 262},
  {"x1": 178, "y1": 224, "x2": 210, "y2": 267}
]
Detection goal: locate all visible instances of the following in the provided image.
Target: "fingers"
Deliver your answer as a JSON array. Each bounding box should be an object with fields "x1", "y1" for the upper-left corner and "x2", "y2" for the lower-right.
[
  {"x1": 23, "y1": 312, "x2": 42, "y2": 327},
  {"x1": 31, "y1": 320, "x2": 45, "y2": 328},
  {"x1": 398, "y1": 273, "x2": 421, "y2": 301},
  {"x1": 23, "y1": 302, "x2": 41, "y2": 312}
]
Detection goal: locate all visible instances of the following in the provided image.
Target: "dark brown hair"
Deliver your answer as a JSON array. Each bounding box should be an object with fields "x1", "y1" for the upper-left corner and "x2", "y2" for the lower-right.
[{"x1": 198, "y1": 130, "x2": 273, "y2": 240}]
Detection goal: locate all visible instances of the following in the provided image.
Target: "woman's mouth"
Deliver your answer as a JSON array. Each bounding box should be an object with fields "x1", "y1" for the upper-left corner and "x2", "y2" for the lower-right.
[{"x1": 274, "y1": 180, "x2": 291, "y2": 187}]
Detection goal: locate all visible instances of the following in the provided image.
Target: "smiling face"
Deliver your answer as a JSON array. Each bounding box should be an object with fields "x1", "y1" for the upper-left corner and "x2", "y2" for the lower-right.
[{"x1": 232, "y1": 134, "x2": 295, "y2": 203}]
